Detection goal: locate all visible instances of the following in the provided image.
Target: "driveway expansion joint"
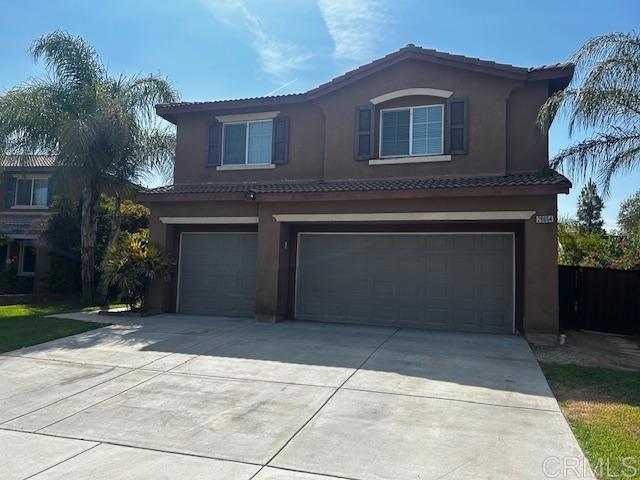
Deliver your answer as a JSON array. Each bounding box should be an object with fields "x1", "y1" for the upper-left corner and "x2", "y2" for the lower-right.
[
  {"x1": 340, "y1": 386, "x2": 563, "y2": 413},
  {"x1": 263, "y1": 327, "x2": 402, "y2": 468},
  {"x1": 22, "y1": 441, "x2": 102, "y2": 480}
]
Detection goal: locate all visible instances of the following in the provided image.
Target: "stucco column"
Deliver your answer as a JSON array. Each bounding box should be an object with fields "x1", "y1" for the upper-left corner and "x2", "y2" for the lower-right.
[
  {"x1": 147, "y1": 214, "x2": 175, "y2": 312},
  {"x1": 523, "y1": 211, "x2": 559, "y2": 339},
  {"x1": 256, "y1": 206, "x2": 289, "y2": 322}
]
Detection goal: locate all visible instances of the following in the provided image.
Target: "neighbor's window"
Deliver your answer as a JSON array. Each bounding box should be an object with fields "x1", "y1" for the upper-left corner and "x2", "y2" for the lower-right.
[
  {"x1": 380, "y1": 105, "x2": 444, "y2": 157},
  {"x1": 222, "y1": 120, "x2": 273, "y2": 165},
  {"x1": 15, "y1": 178, "x2": 48, "y2": 207},
  {"x1": 20, "y1": 245, "x2": 36, "y2": 275}
]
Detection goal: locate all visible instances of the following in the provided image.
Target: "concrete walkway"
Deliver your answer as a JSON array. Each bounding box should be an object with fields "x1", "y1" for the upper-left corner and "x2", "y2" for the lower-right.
[{"x1": 0, "y1": 313, "x2": 591, "y2": 479}]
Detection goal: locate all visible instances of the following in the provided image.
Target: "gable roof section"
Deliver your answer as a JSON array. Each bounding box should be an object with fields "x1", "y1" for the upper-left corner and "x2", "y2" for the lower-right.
[
  {"x1": 307, "y1": 45, "x2": 573, "y2": 98},
  {"x1": 0, "y1": 155, "x2": 57, "y2": 169},
  {"x1": 156, "y1": 45, "x2": 574, "y2": 120}
]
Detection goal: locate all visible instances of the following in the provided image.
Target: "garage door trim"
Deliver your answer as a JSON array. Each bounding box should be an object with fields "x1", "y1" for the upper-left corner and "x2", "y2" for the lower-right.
[
  {"x1": 294, "y1": 231, "x2": 516, "y2": 333},
  {"x1": 176, "y1": 231, "x2": 258, "y2": 314}
]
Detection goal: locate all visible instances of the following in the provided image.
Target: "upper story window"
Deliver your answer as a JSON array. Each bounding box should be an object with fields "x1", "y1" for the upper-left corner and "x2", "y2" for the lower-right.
[
  {"x1": 222, "y1": 120, "x2": 273, "y2": 165},
  {"x1": 14, "y1": 177, "x2": 49, "y2": 207},
  {"x1": 380, "y1": 105, "x2": 444, "y2": 158}
]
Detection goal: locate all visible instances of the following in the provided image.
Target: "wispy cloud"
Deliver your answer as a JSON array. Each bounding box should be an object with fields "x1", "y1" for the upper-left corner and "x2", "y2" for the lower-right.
[
  {"x1": 200, "y1": 0, "x2": 309, "y2": 78},
  {"x1": 318, "y1": 0, "x2": 389, "y2": 62}
]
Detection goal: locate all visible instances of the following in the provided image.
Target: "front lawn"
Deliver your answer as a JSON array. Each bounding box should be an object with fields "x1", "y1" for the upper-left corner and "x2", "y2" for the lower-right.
[
  {"x1": 542, "y1": 363, "x2": 640, "y2": 479},
  {"x1": 0, "y1": 300, "x2": 108, "y2": 353}
]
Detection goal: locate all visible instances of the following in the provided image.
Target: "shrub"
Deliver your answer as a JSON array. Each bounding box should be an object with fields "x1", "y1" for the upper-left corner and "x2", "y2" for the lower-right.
[
  {"x1": 558, "y1": 220, "x2": 640, "y2": 270},
  {"x1": 0, "y1": 256, "x2": 33, "y2": 294},
  {"x1": 44, "y1": 195, "x2": 150, "y2": 293},
  {"x1": 103, "y1": 231, "x2": 174, "y2": 311}
]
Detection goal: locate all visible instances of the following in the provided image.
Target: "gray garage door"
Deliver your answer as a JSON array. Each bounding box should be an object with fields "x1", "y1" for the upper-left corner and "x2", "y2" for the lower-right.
[
  {"x1": 178, "y1": 233, "x2": 257, "y2": 317},
  {"x1": 295, "y1": 233, "x2": 514, "y2": 333}
]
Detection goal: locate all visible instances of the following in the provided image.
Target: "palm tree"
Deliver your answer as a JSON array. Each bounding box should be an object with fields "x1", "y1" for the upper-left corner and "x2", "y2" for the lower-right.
[
  {"x1": 0, "y1": 31, "x2": 178, "y2": 303},
  {"x1": 538, "y1": 32, "x2": 640, "y2": 193}
]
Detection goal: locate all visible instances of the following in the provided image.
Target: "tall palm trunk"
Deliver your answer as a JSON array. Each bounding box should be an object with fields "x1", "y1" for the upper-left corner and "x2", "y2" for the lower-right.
[
  {"x1": 96, "y1": 193, "x2": 121, "y2": 303},
  {"x1": 80, "y1": 182, "x2": 100, "y2": 304}
]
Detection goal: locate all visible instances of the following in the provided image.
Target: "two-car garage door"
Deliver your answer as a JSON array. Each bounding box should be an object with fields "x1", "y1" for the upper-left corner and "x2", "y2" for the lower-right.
[
  {"x1": 295, "y1": 233, "x2": 514, "y2": 334},
  {"x1": 177, "y1": 231, "x2": 514, "y2": 334}
]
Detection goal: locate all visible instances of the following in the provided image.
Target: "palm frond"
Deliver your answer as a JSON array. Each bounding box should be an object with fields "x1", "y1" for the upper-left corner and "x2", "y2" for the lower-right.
[
  {"x1": 122, "y1": 76, "x2": 178, "y2": 124},
  {"x1": 0, "y1": 82, "x2": 67, "y2": 153},
  {"x1": 31, "y1": 31, "x2": 102, "y2": 99},
  {"x1": 551, "y1": 129, "x2": 640, "y2": 193},
  {"x1": 538, "y1": 87, "x2": 640, "y2": 133},
  {"x1": 538, "y1": 31, "x2": 640, "y2": 192},
  {"x1": 134, "y1": 127, "x2": 176, "y2": 185}
]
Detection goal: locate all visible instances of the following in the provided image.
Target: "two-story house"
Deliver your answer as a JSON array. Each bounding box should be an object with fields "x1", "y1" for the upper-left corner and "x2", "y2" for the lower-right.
[
  {"x1": 0, "y1": 155, "x2": 56, "y2": 293},
  {"x1": 139, "y1": 45, "x2": 573, "y2": 342}
]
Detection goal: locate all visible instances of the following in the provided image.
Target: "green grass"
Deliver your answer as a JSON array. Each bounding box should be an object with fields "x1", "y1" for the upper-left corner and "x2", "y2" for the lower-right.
[
  {"x1": 0, "y1": 300, "x2": 109, "y2": 353},
  {"x1": 541, "y1": 363, "x2": 640, "y2": 479}
]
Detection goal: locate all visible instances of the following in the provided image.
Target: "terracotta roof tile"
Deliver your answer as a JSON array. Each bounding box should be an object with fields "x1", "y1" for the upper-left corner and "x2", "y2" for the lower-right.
[{"x1": 0, "y1": 155, "x2": 57, "y2": 168}]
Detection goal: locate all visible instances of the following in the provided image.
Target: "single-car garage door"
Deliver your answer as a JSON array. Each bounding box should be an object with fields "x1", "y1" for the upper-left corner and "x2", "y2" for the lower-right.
[
  {"x1": 177, "y1": 233, "x2": 257, "y2": 317},
  {"x1": 295, "y1": 233, "x2": 514, "y2": 333}
]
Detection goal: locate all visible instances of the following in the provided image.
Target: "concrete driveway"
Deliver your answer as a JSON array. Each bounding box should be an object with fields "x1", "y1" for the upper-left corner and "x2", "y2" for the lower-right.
[{"x1": 0, "y1": 314, "x2": 590, "y2": 479}]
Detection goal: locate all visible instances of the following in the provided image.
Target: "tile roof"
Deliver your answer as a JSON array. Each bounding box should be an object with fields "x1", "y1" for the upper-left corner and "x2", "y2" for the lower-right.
[
  {"x1": 156, "y1": 45, "x2": 574, "y2": 115},
  {"x1": 141, "y1": 170, "x2": 570, "y2": 196},
  {"x1": 0, "y1": 155, "x2": 57, "y2": 168},
  {"x1": 0, "y1": 213, "x2": 50, "y2": 238},
  {"x1": 158, "y1": 93, "x2": 306, "y2": 110}
]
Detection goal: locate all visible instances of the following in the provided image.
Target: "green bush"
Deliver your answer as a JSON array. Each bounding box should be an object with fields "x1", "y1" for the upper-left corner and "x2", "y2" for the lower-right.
[
  {"x1": 0, "y1": 256, "x2": 34, "y2": 294},
  {"x1": 44, "y1": 195, "x2": 150, "y2": 293},
  {"x1": 558, "y1": 220, "x2": 640, "y2": 270},
  {"x1": 103, "y1": 231, "x2": 174, "y2": 311}
]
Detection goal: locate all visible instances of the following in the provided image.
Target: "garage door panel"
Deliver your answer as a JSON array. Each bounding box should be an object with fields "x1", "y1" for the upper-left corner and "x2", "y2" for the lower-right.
[
  {"x1": 178, "y1": 233, "x2": 257, "y2": 317},
  {"x1": 296, "y1": 233, "x2": 513, "y2": 333}
]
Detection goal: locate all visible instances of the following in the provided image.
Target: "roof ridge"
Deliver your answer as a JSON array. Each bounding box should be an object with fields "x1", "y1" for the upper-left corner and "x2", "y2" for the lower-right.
[{"x1": 156, "y1": 45, "x2": 573, "y2": 113}]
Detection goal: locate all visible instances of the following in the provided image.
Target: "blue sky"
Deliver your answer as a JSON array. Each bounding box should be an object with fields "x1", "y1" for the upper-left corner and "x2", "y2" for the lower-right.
[{"x1": 1, "y1": 0, "x2": 638, "y2": 228}]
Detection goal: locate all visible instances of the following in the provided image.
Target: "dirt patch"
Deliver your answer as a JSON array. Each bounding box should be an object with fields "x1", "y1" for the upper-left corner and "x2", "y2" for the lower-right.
[{"x1": 533, "y1": 330, "x2": 640, "y2": 371}]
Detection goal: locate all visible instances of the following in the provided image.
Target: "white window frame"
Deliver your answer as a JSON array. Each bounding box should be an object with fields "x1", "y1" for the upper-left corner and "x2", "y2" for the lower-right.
[
  {"x1": 18, "y1": 243, "x2": 36, "y2": 276},
  {"x1": 221, "y1": 119, "x2": 273, "y2": 166},
  {"x1": 379, "y1": 105, "x2": 444, "y2": 158},
  {"x1": 12, "y1": 175, "x2": 49, "y2": 209}
]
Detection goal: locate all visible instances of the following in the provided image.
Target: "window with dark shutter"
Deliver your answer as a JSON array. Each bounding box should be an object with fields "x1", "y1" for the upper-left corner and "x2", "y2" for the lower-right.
[
  {"x1": 207, "y1": 123, "x2": 222, "y2": 166},
  {"x1": 4, "y1": 176, "x2": 16, "y2": 208},
  {"x1": 448, "y1": 97, "x2": 468, "y2": 154},
  {"x1": 355, "y1": 105, "x2": 374, "y2": 160},
  {"x1": 272, "y1": 116, "x2": 289, "y2": 164}
]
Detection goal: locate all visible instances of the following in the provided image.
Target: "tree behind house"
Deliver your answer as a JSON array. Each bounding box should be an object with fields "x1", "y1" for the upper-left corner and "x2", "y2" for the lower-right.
[
  {"x1": 617, "y1": 190, "x2": 640, "y2": 234},
  {"x1": 577, "y1": 180, "x2": 605, "y2": 234}
]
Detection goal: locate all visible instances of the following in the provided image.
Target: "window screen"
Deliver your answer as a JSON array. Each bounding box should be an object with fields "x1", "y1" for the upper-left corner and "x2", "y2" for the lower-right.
[
  {"x1": 381, "y1": 106, "x2": 443, "y2": 157},
  {"x1": 247, "y1": 121, "x2": 273, "y2": 164},
  {"x1": 15, "y1": 179, "x2": 33, "y2": 206},
  {"x1": 223, "y1": 123, "x2": 247, "y2": 165}
]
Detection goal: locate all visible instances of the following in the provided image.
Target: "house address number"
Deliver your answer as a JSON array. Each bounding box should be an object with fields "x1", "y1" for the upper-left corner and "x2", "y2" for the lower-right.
[{"x1": 535, "y1": 214, "x2": 555, "y2": 224}]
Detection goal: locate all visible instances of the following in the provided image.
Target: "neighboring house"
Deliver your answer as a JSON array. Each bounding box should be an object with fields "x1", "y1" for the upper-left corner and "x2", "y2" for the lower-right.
[
  {"x1": 0, "y1": 155, "x2": 56, "y2": 293},
  {"x1": 139, "y1": 45, "x2": 574, "y2": 342}
]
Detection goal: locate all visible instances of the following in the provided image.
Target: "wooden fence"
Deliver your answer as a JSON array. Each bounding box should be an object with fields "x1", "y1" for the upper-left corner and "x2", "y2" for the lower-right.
[{"x1": 558, "y1": 265, "x2": 640, "y2": 335}]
